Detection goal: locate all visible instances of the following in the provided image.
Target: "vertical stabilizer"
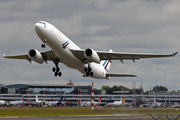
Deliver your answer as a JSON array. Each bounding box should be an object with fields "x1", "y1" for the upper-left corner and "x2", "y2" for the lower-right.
[
  {"x1": 123, "y1": 97, "x2": 126, "y2": 105},
  {"x1": 35, "y1": 94, "x2": 38, "y2": 102},
  {"x1": 154, "y1": 98, "x2": 156, "y2": 103},
  {"x1": 100, "y1": 49, "x2": 113, "y2": 73},
  {"x1": 59, "y1": 96, "x2": 63, "y2": 103}
]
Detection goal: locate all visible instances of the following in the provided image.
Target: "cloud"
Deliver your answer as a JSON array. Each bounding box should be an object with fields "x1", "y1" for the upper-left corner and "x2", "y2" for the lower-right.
[{"x1": 0, "y1": 0, "x2": 179, "y2": 91}]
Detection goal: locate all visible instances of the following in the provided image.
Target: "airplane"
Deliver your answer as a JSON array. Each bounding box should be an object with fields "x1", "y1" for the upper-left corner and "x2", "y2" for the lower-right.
[
  {"x1": 107, "y1": 96, "x2": 124, "y2": 107},
  {"x1": 82, "y1": 97, "x2": 103, "y2": 107},
  {"x1": 153, "y1": 98, "x2": 162, "y2": 107},
  {"x1": 172, "y1": 102, "x2": 180, "y2": 108},
  {"x1": 29, "y1": 94, "x2": 46, "y2": 106},
  {"x1": 34, "y1": 94, "x2": 43, "y2": 105},
  {"x1": 48, "y1": 96, "x2": 64, "y2": 106},
  {"x1": 29, "y1": 94, "x2": 42, "y2": 106},
  {"x1": 3, "y1": 21, "x2": 178, "y2": 79},
  {"x1": 66, "y1": 101, "x2": 79, "y2": 107},
  {"x1": 9, "y1": 98, "x2": 23, "y2": 106},
  {"x1": 122, "y1": 97, "x2": 129, "y2": 106},
  {"x1": 0, "y1": 100, "x2": 7, "y2": 106}
]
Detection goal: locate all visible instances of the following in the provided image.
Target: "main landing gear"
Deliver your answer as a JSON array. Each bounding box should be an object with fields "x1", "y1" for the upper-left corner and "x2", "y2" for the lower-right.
[
  {"x1": 52, "y1": 59, "x2": 62, "y2": 77},
  {"x1": 84, "y1": 64, "x2": 93, "y2": 77},
  {"x1": 52, "y1": 66, "x2": 62, "y2": 77}
]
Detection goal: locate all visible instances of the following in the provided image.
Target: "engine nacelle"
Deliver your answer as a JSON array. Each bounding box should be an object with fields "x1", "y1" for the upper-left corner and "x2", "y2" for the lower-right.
[
  {"x1": 84, "y1": 48, "x2": 100, "y2": 63},
  {"x1": 28, "y1": 49, "x2": 44, "y2": 64}
]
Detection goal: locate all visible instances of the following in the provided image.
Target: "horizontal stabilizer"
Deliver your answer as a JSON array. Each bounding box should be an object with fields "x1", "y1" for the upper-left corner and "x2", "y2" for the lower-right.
[{"x1": 106, "y1": 73, "x2": 137, "y2": 77}]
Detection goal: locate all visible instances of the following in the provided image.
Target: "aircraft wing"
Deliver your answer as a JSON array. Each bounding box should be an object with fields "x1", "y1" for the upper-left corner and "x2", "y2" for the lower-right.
[
  {"x1": 106, "y1": 73, "x2": 137, "y2": 77},
  {"x1": 3, "y1": 54, "x2": 27, "y2": 59},
  {"x1": 70, "y1": 49, "x2": 178, "y2": 63},
  {"x1": 3, "y1": 50, "x2": 57, "y2": 61},
  {"x1": 97, "y1": 51, "x2": 178, "y2": 61}
]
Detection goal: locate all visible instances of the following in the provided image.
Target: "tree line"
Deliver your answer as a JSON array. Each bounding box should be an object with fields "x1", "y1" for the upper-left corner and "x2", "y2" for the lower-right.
[{"x1": 101, "y1": 85, "x2": 168, "y2": 94}]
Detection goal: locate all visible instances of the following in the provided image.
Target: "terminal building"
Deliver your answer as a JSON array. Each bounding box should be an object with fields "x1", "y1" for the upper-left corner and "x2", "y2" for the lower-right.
[{"x1": 0, "y1": 80, "x2": 180, "y2": 107}]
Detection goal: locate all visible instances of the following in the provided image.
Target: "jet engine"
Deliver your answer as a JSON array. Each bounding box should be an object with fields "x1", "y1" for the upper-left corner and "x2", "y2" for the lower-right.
[
  {"x1": 28, "y1": 49, "x2": 44, "y2": 64},
  {"x1": 84, "y1": 48, "x2": 100, "y2": 63}
]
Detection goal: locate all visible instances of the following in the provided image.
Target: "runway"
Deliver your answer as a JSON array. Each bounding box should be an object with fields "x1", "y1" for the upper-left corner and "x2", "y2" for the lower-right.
[{"x1": 0, "y1": 114, "x2": 169, "y2": 120}]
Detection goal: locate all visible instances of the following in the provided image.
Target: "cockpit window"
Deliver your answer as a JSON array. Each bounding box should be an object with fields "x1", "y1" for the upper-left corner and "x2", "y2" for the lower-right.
[
  {"x1": 38, "y1": 22, "x2": 46, "y2": 28},
  {"x1": 38, "y1": 22, "x2": 46, "y2": 25}
]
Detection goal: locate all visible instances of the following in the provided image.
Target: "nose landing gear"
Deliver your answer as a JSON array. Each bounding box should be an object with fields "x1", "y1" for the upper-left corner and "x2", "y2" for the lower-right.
[
  {"x1": 41, "y1": 44, "x2": 46, "y2": 48},
  {"x1": 39, "y1": 39, "x2": 61, "y2": 77},
  {"x1": 41, "y1": 38, "x2": 47, "y2": 48}
]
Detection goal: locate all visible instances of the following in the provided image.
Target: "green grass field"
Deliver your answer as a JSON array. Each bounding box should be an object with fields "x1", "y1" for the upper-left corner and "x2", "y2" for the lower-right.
[{"x1": 0, "y1": 107, "x2": 179, "y2": 117}]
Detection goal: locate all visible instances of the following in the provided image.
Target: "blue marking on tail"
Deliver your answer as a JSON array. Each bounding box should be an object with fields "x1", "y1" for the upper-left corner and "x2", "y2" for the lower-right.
[{"x1": 103, "y1": 60, "x2": 108, "y2": 67}]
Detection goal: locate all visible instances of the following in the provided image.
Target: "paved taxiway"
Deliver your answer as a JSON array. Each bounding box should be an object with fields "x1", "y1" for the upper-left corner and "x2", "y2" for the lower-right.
[{"x1": 0, "y1": 114, "x2": 170, "y2": 120}]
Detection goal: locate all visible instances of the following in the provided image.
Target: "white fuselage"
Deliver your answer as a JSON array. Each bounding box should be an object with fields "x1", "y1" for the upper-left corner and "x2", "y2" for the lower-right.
[
  {"x1": 9, "y1": 100, "x2": 23, "y2": 106},
  {"x1": 113, "y1": 101, "x2": 122, "y2": 106},
  {"x1": 35, "y1": 21, "x2": 108, "y2": 79},
  {"x1": 48, "y1": 101, "x2": 58, "y2": 106},
  {"x1": 0, "y1": 100, "x2": 6, "y2": 105},
  {"x1": 107, "y1": 97, "x2": 123, "y2": 106},
  {"x1": 82, "y1": 101, "x2": 102, "y2": 107}
]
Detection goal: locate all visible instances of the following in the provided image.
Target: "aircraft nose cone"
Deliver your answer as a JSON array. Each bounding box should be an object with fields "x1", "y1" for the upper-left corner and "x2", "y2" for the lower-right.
[
  {"x1": 35, "y1": 23, "x2": 42, "y2": 33},
  {"x1": 34, "y1": 22, "x2": 46, "y2": 39}
]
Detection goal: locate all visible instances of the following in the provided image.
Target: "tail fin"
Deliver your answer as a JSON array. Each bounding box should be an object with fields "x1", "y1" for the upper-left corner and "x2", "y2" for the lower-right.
[
  {"x1": 20, "y1": 94, "x2": 23, "y2": 101},
  {"x1": 35, "y1": 94, "x2": 38, "y2": 102},
  {"x1": 123, "y1": 97, "x2": 126, "y2": 105},
  {"x1": 59, "y1": 96, "x2": 63, "y2": 102},
  {"x1": 120, "y1": 96, "x2": 122, "y2": 102},
  {"x1": 100, "y1": 49, "x2": 113, "y2": 73},
  {"x1": 154, "y1": 98, "x2": 156, "y2": 103},
  {"x1": 97, "y1": 97, "x2": 101, "y2": 102}
]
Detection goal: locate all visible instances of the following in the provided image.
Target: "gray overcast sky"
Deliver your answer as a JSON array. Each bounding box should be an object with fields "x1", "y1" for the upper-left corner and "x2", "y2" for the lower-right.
[{"x1": 0, "y1": 0, "x2": 180, "y2": 91}]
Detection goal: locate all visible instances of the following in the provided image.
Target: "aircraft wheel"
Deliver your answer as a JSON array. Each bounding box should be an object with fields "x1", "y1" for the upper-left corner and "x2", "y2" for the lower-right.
[
  {"x1": 52, "y1": 67, "x2": 56, "y2": 72},
  {"x1": 84, "y1": 67, "x2": 88, "y2": 72},
  {"x1": 58, "y1": 72, "x2": 62, "y2": 77},
  {"x1": 86, "y1": 72, "x2": 89, "y2": 76},
  {"x1": 54, "y1": 72, "x2": 58, "y2": 77},
  {"x1": 90, "y1": 72, "x2": 93, "y2": 76}
]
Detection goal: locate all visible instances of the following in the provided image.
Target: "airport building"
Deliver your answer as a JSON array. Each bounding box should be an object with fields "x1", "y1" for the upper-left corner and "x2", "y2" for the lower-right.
[{"x1": 0, "y1": 81, "x2": 180, "y2": 107}]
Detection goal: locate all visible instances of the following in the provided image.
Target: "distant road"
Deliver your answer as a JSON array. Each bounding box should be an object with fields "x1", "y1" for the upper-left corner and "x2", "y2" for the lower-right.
[{"x1": 0, "y1": 114, "x2": 171, "y2": 120}]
